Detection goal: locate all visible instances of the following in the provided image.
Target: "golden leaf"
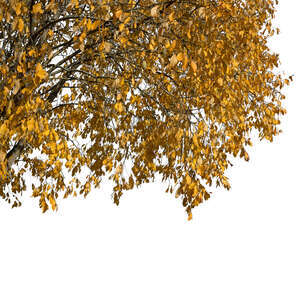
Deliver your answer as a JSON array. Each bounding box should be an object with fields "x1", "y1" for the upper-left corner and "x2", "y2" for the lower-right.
[
  {"x1": 115, "y1": 10, "x2": 123, "y2": 20},
  {"x1": 0, "y1": 151, "x2": 6, "y2": 162},
  {"x1": 169, "y1": 54, "x2": 178, "y2": 67},
  {"x1": 28, "y1": 49, "x2": 36, "y2": 56},
  {"x1": 0, "y1": 123, "x2": 8, "y2": 136},
  {"x1": 15, "y1": 2, "x2": 22, "y2": 15},
  {"x1": 191, "y1": 60, "x2": 197, "y2": 72},
  {"x1": 198, "y1": 7, "x2": 206, "y2": 18},
  {"x1": 103, "y1": 42, "x2": 112, "y2": 53},
  {"x1": 40, "y1": 198, "x2": 48, "y2": 213},
  {"x1": 18, "y1": 19, "x2": 24, "y2": 32},
  {"x1": 168, "y1": 12, "x2": 175, "y2": 22},
  {"x1": 232, "y1": 59, "x2": 239, "y2": 68},
  {"x1": 49, "y1": 195, "x2": 57, "y2": 211},
  {"x1": 217, "y1": 78, "x2": 223, "y2": 86},
  {"x1": 86, "y1": 19, "x2": 93, "y2": 31},
  {"x1": 183, "y1": 54, "x2": 188, "y2": 70},
  {"x1": 186, "y1": 174, "x2": 191, "y2": 185},
  {"x1": 33, "y1": 3, "x2": 43, "y2": 14},
  {"x1": 192, "y1": 135, "x2": 198, "y2": 147},
  {"x1": 170, "y1": 40, "x2": 176, "y2": 51},
  {"x1": 115, "y1": 102, "x2": 124, "y2": 113},
  {"x1": 35, "y1": 63, "x2": 48, "y2": 80},
  {"x1": 48, "y1": 29, "x2": 54, "y2": 37},
  {"x1": 151, "y1": 6, "x2": 159, "y2": 17},
  {"x1": 12, "y1": 79, "x2": 21, "y2": 95},
  {"x1": 119, "y1": 23, "x2": 125, "y2": 32},
  {"x1": 177, "y1": 52, "x2": 183, "y2": 61},
  {"x1": 49, "y1": 142, "x2": 56, "y2": 152},
  {"x1": 27, "y1": 118, "x2": 35, "y2": 131}
]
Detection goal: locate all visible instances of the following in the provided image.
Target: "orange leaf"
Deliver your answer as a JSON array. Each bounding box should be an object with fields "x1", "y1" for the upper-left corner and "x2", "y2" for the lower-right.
[
  {"x1": 33, "y1": 3, "x2": 43, "y2": 14},
  {"x1": 191, "y1": 60, "x2": 197, "y2": 72},
  {"x1": 35, "y1": 63, "x2": 48, "y2": 80}
]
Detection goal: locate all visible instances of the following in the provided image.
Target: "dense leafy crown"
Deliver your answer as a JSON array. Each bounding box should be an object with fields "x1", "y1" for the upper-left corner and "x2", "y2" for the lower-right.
[{"x1": 0, "y1": 0, "x2": 291, "y2": 218}]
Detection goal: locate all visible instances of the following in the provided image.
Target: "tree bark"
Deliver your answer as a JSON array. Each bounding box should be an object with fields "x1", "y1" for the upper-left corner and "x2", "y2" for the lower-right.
[{"x1": 5, "y1": 138, "x2": 25, "y2": 169}]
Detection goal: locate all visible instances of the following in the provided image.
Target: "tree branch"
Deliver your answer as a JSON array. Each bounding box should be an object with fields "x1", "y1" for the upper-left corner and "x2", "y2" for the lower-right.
[{"x1": 6, "y1": 138, "x2": 25, "y2": 169}]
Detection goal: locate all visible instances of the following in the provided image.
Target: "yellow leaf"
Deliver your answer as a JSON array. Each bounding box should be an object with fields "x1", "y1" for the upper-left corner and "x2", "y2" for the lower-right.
[
  {"x1": 192, "y1": 135, "x2": 198, "y2": 147},
  {"x1": 28, "y1": 49, "x2": 36, "y2": 56},
  {"x1": 120, "y1": 36, "x2": 127, "y2": 45},
  {"x1": 86, "y1": 19, "x2": 93, "y2": 31},
  {"x1": 188, "y1": 212, "x2": 193, "y2": 221},
  {"x1": 27, "y1": 118, "x2": 35, "y2": 131},
  {"x1": 12, "y1": 79, "x2": 21, "y2": 95},
  {"x1": 115, "y1": 102, "x2": 124, "y2": 113},
  {"x1": 187, "y1": 30, "x2": 191, "y2": 39},
  {"x1": 177, "y1": 52, "x2": 183, "y2": 61},
  {"x1": 186, "y1": 174, "x2": 191, "y2": 185},
  {"x1": 191, "y1": 60, "x2": 197, "y2": 73},
  {"x1": 168, "y1": 12, "x2": 175, "y2": 22},
  {"x1": 115, "y1": 9, "x2": 123, "y2": 20},
  {"x1": 43, "y1": 129, "x2": 50, "y2": 137},
  {"x1": 103, "y1": 42, "x2": 112, "y2": 53},
  {"x1": 49, "y1": 142, "x2": 56, "y2": 152},
  {"x1": 18, "y1": 19, "x2": 24, "y2": 32},
  {"x1": 49, "y1": 195, "x2": 57, "y2": 211},
  {"x1": 0, "y1": 123, "x2": 8, "y2": 136},
  {"x1": 0, "y1": 151, "x2": 6, "y2": 162},
  {"x1": 48, "y1": 29, "x2": 54, "y2": 37},
  {"x1": 183, "y1": 54, "x2": 188, "y2": 70},
  {"x1": 15, "y1": 2, "x2": 22, "y2": 15},
  {"x1": 169, "y1": 54, "x2": 178, "y2": 67},
  {"x1": 119, "y1": 23, "x2": 125, "y2": 32},
  {"x1": 40, "y1": 198, "x2": 48, "y2": 213},
  {"x1": 217, "y1": 78, "x2": 223, "y2": 86},
  {"x1": 17, "y1": 65, "x2": 23, "y2": 73},
  {"x1": 35, "y1": 63, "x2": 48, "y2": 80},
  {"x1": 33, "y1": 3, "x2": 43, "y2": 14},
  {"x1": 232, "y1": 59, "x2": 239, "y2": 68},
  {"x1": 151, "y1": 6, "x2": 159, "y2": 17},
  {"x1": 198, "y1": 7, "x2": 206, "y2": 18},
  {"x1": 79, "y1": 32, "x2": 86, "y2": 42},
  {"x1": 124, "y1": 17, "x2": 131, "y2": 25},
  {"x1": 170, "y1": 40, "x2": 176, "y2": 51},
  {"x1": 165, "y1": 40, "x2": 170, "y2": 49}
]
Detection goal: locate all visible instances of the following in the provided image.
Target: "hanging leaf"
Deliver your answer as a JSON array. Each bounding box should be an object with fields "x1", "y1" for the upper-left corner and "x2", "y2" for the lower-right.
[
  {"x1": 32, "y1": 3, "x2": 43, "y2": 14},
  {"x1": 35, "y1": 63, "x2": 48, "y2": 80}
]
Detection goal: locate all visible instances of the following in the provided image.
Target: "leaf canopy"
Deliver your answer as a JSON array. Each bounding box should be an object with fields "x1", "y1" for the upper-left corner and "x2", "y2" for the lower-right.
[{"x1": 0, "y1": 0, "x2": 291, "y2": 218}]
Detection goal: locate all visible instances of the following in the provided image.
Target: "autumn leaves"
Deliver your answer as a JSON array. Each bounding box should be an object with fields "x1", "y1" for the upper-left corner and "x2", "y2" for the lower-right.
[{"x1": 0, "y1": 0, "x2": 291, "y2": 218}]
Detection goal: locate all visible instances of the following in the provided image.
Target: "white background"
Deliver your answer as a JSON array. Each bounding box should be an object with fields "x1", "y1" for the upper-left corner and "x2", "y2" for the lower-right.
[{"x1": 1, "y1": 2, "x2": 299, "y2": 299}]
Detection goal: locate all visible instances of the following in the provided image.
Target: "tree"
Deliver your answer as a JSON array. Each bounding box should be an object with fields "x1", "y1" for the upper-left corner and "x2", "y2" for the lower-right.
[{"x1": 0, "y1": 0, "x2": 291, "y2": 218}]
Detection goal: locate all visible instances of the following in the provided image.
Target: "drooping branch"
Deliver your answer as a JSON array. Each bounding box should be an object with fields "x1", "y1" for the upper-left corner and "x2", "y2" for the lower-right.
[{"x1": 6, "y1": 138, "x2": 25, "y2": 170}]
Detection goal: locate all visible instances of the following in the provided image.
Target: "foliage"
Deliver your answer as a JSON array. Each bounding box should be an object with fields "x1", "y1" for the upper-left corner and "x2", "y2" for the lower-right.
[{"x1": 0, "y1": 0, "x2": 291, "y2": 218}]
